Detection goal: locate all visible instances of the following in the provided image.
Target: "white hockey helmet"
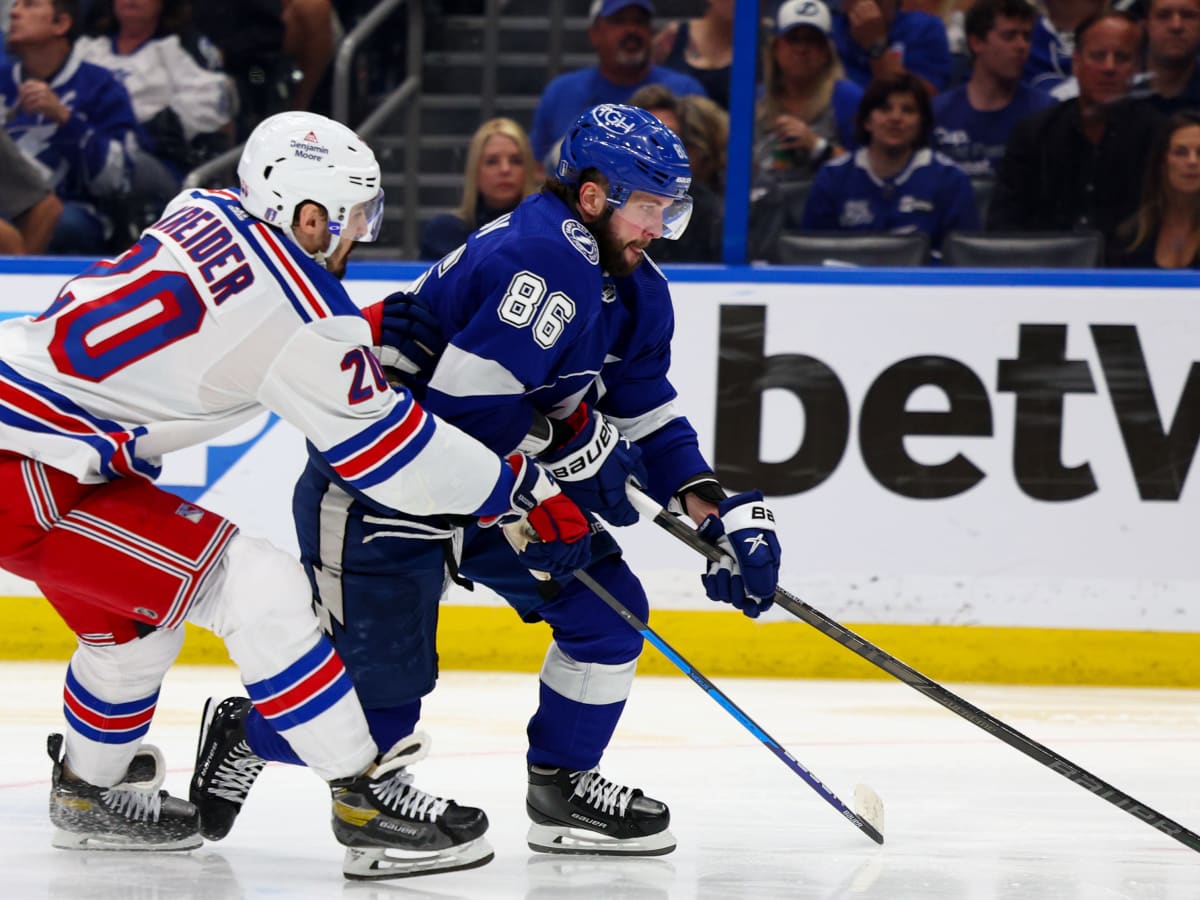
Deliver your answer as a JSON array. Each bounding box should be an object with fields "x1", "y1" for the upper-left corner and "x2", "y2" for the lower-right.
[{"x1": 237, "y1": 111, "x2": 384, "y2": 262}]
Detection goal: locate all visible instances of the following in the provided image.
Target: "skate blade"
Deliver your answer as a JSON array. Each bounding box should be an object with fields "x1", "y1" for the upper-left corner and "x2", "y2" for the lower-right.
[
  {"x1": 342, "y1": 836, "x2": 495, "y2": 880},
  {"x1": 526, "y1": 823, "x2": 677, "y2": 856},
  {"x1": 52, "y1": 828, "x2": 202, "y2": 852}
]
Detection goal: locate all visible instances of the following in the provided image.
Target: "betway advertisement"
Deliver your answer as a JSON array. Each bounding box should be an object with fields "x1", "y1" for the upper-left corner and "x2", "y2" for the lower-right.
[{"x1": 0, "y1": 264, "x2": 1196, "y2": 631}]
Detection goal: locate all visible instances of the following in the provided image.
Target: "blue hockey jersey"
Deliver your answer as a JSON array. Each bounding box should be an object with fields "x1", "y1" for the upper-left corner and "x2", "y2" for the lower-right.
[
  {"x1": 1021, "y1": 16, "x2": 1072, "y2": 93},
  {"x1": 0, "y1": 45, "x2": 139, "y2": 203},
  {"x1": 403, "y1": 191, "x2": 711, "y2": 504},
  {"x1": 801, "y1": 147, "x2": 978, "y2": 250}
]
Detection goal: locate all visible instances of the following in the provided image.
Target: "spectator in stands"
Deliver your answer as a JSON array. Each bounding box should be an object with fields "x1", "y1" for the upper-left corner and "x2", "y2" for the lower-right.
[
  {"x1": 651, "y1": 0, "x2": 733, "y2": 109},
  {"x1": 529, "y1": 0, "x2": 706, "y2": 172},
  {"x1": 989, "y1": 13, "x2": 1166, "y2": 262},
  {"x1": 1142, "y1": 0, "x2": 1200, "y2": 115},
  {"x1": 418, "y1": 117, "x2": 538, "y2": 261},
  {"x1": 932, "y1": 0, "x2": 1055, "y2": 178},
  {"x1": 280, "y1": 0, "x2": 333, "y2": 114},
  {"x1": 1021, "y1": 0, "x2": 1104, "y2": 92},
  {"x1": 2, "y1": 0, "x2": 139, "y2": 254},
  {"x1": 1115, "y1": 111, "x2": 1200, "y2": 267},
  {"x1": 0, "y1": 128, "x2": 63, "y2": 253},
  {"x1": 756, "y1": 0, "x2": 862, "y2": 183},
  {"x1": 629, "y1": 83, "x2": 723, "y2": 262},
  {"x1": 832, "y1": 0, "x2": 952, "y2": 95},
  {"x1": 77, "y1": 0, "x2": 235, "y2": 208},
  {"x1": 905, "y1": 0, "x2": 972, "y2": 83},
  {"x1": 801, "y1": 71, "x2": 978, "y2": 251},
  {"x1": 190, "y1": 0, "x2": 286, "y2": 139}
]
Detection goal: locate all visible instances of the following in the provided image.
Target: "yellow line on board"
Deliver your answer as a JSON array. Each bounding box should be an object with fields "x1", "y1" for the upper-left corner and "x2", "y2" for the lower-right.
[{"x1": 4, "y1": 596, "x2": 1198, "y2": 687}]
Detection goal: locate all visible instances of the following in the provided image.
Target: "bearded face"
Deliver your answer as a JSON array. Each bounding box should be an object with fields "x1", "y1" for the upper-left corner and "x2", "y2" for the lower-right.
[{"x1": 590, "y1": 207, "x2": 650, "y2": 277}]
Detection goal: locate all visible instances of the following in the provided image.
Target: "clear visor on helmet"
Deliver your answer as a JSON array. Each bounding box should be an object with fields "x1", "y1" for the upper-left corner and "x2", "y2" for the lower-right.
[
  {"x1": 331, "y1": 189, "x2": 385, "y2": 243},
  {"x1": 610, "y1": 192, "x2": 694, "y2": 241}
]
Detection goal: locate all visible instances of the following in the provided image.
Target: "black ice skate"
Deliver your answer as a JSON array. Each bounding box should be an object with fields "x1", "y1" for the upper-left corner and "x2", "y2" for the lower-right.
[
  {"x1": 48, "y1": 732, "x2": 202, "y2": 851},
  {"x1": 526, "y1": 764, "x2": 676, "y2": 856},
  {"x1": 190, "y1": 696, "x2": 266, "y2": 841},
  {"x1": 330, "y1": 731, "x2": 494, "y2": 880}
]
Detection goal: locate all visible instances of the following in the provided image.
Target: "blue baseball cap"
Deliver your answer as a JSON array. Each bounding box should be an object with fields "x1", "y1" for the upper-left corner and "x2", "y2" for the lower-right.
[{"x1": 589, "y1": 0, "x2": 655, "y2": 22}]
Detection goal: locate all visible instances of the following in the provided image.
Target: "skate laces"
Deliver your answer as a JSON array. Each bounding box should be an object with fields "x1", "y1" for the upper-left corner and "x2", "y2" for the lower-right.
[
  {"x1": 371, "y1": 768, "x2": 451, "y2": 821},
  {"x1": 209, "y1": 741, "x2": 265, "y2": 803},
  {"x1": 365, "y1": 731, "x2": 450, "y2": 821},
  {"x1": 101, "y1": 784, "x2": 165, "y2": 823},
  {"x1": 571, "y1": 770, "x2": 636, "y2": 817}
]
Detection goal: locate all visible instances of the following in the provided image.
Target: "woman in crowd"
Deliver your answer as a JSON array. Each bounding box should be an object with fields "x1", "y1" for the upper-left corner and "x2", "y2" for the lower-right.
[
  {"x1": 801, "y1": 71, "x2": 977, "y2": 252},
  {"x1": 419, "y1": 117, "x2": 539, "y2": 261},
  {"x1": 78, "y1": 0, "x2": 234, "y2": 204},
  {"x1": 755, "y1": 0, "x2": 863, "y2": 183},
  {"x1": 652, "y1": 0, "x2": 734, "y2": 110},
  {"x1": 1116, "y1": 112, "x2": 1200, "y2": 270}
]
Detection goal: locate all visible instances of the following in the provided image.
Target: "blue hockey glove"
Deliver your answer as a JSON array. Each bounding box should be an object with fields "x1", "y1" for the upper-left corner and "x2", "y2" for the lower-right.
[
  {"x1": 539, "y1": 404, "x2": 648, "y2": 527},
  {"x1": 696, "y1": 491, "x2": 781, "y2": 619},
  {"x1": 481, "y1": 453, "x2": 593, "y2": 578},
  {"x1": 377, "y1": 291, "x2": 445, "y2": 377}
]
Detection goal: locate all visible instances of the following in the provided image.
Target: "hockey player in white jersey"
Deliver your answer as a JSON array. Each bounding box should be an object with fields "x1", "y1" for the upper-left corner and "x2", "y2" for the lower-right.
[
  {"x1": 0, "y1": 110, "x2": 591, "y2": 878},
  {"x1": 190, "y1": 105, "x2": 784, "y2": 861}
]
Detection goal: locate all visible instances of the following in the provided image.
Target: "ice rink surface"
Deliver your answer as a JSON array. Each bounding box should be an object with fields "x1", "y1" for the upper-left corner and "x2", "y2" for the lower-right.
[{"x1": 0, "y1": 661, "x2": 1197, "y2": 900}]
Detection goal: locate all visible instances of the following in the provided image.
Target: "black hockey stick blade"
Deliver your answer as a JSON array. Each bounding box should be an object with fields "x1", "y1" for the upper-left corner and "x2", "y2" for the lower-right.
[
  {"x1": 625, "y1": 485, "x2": 1200, "y2": 854},
  {"x1": 570, "y1": 567, "x2": 884, "y2": 845}
]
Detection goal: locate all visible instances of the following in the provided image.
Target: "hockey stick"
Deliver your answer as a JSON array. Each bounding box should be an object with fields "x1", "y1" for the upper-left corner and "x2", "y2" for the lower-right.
[
  {"x1": 569, "y1": 566, "x2": 885, "y2": 846},
  {"x1": 625, "y1": 485, "x2": 1200, "y2": 854}
]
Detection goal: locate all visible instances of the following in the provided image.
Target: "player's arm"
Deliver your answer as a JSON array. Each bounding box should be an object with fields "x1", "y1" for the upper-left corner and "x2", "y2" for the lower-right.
[
  {"x1": 257, "y1": 316, "x2": 591, "y2": 575},
  {"x1": 599, "y1": 280, "x2": 782, "y2": 618}
]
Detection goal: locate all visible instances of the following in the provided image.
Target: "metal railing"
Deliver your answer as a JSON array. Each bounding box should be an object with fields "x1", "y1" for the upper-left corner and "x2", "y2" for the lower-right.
[{"x1": 184, "y1": 0, "x2": 423, "y2": 256}]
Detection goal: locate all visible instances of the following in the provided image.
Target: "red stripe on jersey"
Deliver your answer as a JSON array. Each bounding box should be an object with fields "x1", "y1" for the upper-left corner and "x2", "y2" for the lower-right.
[
  {"x1": 0, "y1": 379, "x2": 139, "y2": 478},
  {"x1": 251, "y1": 222, "x2": 326, "y2": 320},
  {"x1": 334, "y1": 404, "x2": 427, "y2": 481},
  {"x1": 63, "y1": 687, "x2": 156, "y2": 732},
  {"x1": 253, "y1": 648, "x2": 346, "y2": 719}
]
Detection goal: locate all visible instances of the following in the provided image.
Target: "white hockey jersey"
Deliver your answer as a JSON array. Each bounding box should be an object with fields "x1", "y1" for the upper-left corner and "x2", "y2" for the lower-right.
[{"x1": 0, "y1": 188, "x2": 509, "y2": 518}]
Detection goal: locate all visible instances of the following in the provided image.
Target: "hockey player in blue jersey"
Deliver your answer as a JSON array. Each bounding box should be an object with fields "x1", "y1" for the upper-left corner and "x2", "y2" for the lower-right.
[{"x1": 191, "y1": 104, "x2": 784, "y2": 865}]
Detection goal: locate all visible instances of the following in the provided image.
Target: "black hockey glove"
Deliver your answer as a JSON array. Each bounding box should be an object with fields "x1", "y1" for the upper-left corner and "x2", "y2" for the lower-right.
[{"x1": 377, "y1": 291, "x2": 445, "y2": 377}]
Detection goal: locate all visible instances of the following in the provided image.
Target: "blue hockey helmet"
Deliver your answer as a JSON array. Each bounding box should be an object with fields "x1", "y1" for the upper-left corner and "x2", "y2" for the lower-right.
[{"x1": 556, "y1": 103, "x2": 694, "y2": 240}]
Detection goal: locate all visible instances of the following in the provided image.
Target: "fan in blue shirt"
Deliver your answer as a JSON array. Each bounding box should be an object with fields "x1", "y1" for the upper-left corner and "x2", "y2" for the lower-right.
[
  {"x1": 530, "y1": 0, "x2": 707, "y2": 167},
  {"x1": 803, "y1": 71, "x2": 978, "y2": 252},
  {"x1": 932, "y1": 0, "x2": 1056, "y2": 178}
]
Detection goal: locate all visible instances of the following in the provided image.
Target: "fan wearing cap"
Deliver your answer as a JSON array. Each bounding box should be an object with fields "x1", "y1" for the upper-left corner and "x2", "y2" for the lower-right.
[
  {"x1": 832, "y1": 0, "x2": 952, "y2": 94},
  {"x1": 529, "y1": 0, "x2": 708, "y2": 174},
  {"x1": 755, "y1": 0, "x2": 864, "y2": 180}
]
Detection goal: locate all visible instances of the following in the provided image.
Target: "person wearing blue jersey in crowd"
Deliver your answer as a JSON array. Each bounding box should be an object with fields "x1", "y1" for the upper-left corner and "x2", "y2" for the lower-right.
[
  {"x1": 529, "y1": 0, "x2": 707, "y2": 172},
  {"x1": 755, "y1": 0, "x2": 863, "y2": 183},
  {"x1": 802, "y1": 71, "x2": 978, "y2": 253},
  {"x1": 1, "y1": 0, "x2": 140, "y2": 254},
  {"x1": 932, "y1": 0, "x2": 1056, "y2": 179},
  {"x1": 832, "y1": 0, "x2": 951, "y2": 95},
  {"x1": 1021, "y1": 0, "x2": 1103, "y2": 93},
  {"x1": 191, "y1": 103, "x2": 783, "y2": 862}
]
